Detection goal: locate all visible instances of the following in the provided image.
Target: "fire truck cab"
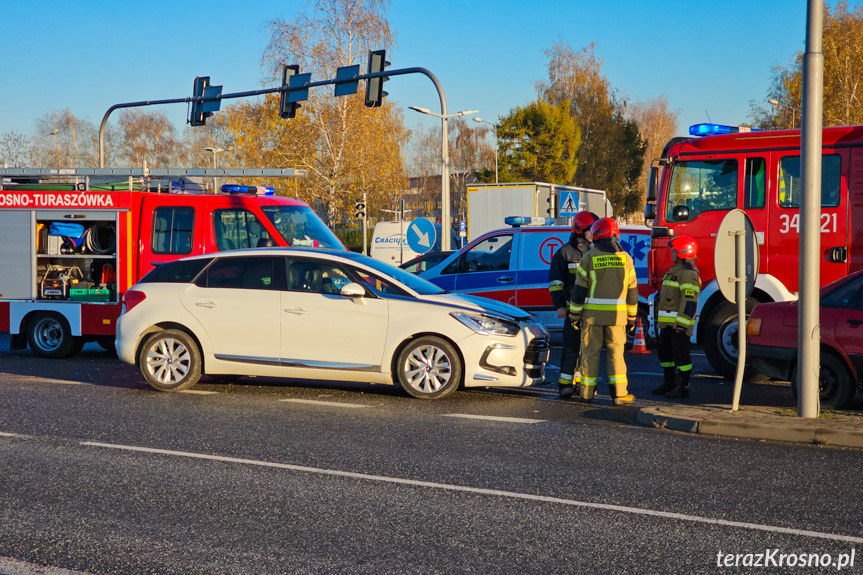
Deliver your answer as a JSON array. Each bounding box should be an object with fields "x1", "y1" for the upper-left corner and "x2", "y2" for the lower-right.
[
  {"x1": 644, "y1": 123, "x2": 863, "y2": 380},
  {"x1": 0, "y1": 168, "x2": 343, "y2": 358}
]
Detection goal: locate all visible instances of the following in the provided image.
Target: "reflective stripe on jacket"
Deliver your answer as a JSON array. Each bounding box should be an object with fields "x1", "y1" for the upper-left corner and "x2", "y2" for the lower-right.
[
  {"x1": 568, "y1": 247, "x2": 638, "y2": 326},
  {"x1": 657, "y1": 260, "x2": 701, "y2": 337},
  {"x1": 548, "y1": 234, "x2": 590, "y2": 310}
]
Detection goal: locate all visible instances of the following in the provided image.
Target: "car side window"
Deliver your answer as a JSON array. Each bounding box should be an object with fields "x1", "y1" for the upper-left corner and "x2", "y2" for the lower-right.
[
  {"x1": 821, "y1": 277, "x2": 863, "y2": 310},
  {"x1": 199, "y1": 256, "x2": 278, "y2": 290},
  {"x1": 456, "y1": 235, "x2": 513, "y2": 273},
  {"x1": 285, "y1": 258, "x2": 352, "y2": 294},
  {"x1": 352, "y1": 268, "x2": 409, "y2": 298}
]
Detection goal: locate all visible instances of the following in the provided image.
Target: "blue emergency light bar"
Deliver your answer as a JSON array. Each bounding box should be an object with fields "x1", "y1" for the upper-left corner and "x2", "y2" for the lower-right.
[
  {"x1": 688, "y1": 123, "x2": 754, "y2": 137},
  {"x1": 504, "y1": 216, "x2": 555, "y2": 227},
  {"x1": 221, "y1": 184, "x2": 276, "y2": 195}
]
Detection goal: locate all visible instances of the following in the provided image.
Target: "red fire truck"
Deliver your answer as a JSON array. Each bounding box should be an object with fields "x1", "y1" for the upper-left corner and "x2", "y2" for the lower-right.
[
  {"x1": 0, "y1": 168, "x2": 344, "y2": 358},
  {"x1": 644, "y1": 123, "x2": 863, "y2": 380}
]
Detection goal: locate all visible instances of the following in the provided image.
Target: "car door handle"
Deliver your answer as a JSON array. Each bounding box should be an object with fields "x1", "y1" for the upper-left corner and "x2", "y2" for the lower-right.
[
  {"x1": 847, "y1": 319, "x2": 863, "y2": 326},
  {"x1": 284, "y1": 307, "x2": 308, "y2": 315},
  {"x1": 497, "y1": 277, "x2": 514, "y2": 283},
  {"x1": 195, "y1": 301, "x2": 217, "y2": 308}
]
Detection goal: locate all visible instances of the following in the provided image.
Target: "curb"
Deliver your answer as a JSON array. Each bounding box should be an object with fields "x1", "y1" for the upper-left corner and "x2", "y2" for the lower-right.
[{"x1": 637, "y1": 407, "x2": 863, "y2": 448}]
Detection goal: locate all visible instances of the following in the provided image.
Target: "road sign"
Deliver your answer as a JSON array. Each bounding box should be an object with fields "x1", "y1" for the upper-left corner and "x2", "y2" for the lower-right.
[
  {"x1": 558, "y1": 191, "x2": 579, "y2": 217},
  {"x1": 407, "y1": 218, "x2": 436, "y2": 254},
  {"x1": 539, "y1": 237, "x2": 564, "y2": 265},
  {"x1": 714, "y1": 209, "x2": 759, "y2": 303}
]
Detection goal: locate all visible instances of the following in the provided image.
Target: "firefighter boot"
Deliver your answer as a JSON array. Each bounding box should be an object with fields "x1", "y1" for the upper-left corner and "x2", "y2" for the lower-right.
[
  {"x1": 651, "y1": 366, "x2": 677, "y2": 396},
  {"x1": 559, "y1": 383, "x2": 574, "y2": 399},
  {"x1": 666, "y1": 369, "x2": 691, "y2": 399},
  {"x1": 574, "y1": 382, "x2": 595, "y2": 403}
]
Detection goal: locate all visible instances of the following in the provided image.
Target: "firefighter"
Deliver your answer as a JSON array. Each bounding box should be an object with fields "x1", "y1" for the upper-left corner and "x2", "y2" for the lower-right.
[
  {"x1": 548, "y1": 211, "x2": 599, "y2": 399},
  {"x1": 568, "y1": 218, "x2": 638, "y2": 405},
  {"x1": 651, "y1": 235, "x2": 701, "y2": 399}
]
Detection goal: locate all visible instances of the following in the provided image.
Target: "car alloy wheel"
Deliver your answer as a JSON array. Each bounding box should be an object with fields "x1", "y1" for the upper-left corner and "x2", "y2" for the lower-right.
[
  {"x1": 397, "y1": 336, "x2": 462, "y2": 399},
  {"x1": 139, "y1": 329, "x2": 202, "y2": 391}
]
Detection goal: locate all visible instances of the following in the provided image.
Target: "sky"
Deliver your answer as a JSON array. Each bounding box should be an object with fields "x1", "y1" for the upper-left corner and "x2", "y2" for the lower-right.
[{"x1": 0, "y1": 0, "x2": 837, "y2": 147}]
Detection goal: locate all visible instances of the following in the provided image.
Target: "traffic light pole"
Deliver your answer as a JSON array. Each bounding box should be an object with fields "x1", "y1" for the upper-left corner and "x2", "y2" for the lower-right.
[{"x1": 362, "y1": 192, "x2": 368, "y2": 256}]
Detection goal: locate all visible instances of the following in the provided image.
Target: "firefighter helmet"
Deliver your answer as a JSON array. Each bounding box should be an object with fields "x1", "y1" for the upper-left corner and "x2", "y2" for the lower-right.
[
  {"x1": 668, "y1": 235, "x2": 699, "y2": 259},
  {"x1": 589, "y1": 217, "x2": 619, "y2": 240},
  {"x1": 571, "y1": 211, "x2": 599, "y2": 235}
]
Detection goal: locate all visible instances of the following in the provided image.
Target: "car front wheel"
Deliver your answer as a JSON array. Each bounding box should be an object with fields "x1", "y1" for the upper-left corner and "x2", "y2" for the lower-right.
[
  {"x1": 138, "y1": 329, "x2": 202, "y2": 392},
  {"x1": 397, "y1": 336, "x2": 463, "y2": 399}
]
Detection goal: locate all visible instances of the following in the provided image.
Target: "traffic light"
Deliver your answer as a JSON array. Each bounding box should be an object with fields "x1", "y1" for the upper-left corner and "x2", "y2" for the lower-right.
[
  {"x1": 280, "y1": 65, "x2": 300, "y2": 119},
  {"x1": 355, "y1": 201, "x2": 366, "y2": 219},
  {"x1": 189, "y1": 76, "x2": 209, "y2": 126},
  {"x1": 546, "y1": 192, "x2": 557, "y2": 217},
  {"x1": 365, "y1": 50, "x2": 390, "y2": 108}
]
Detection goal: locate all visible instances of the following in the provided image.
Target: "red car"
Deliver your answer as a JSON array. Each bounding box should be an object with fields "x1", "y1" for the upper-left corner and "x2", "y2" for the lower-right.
[{"x1": 747, "y1": 271, "x2": 863, "y2": 409}]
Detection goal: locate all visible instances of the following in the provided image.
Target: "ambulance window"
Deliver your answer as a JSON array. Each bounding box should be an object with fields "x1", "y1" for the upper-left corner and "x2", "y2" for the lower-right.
[
  {"x1": 213, "y1": 209, "x2": 271, "y2": 251},
  {"x1": 778, "y1": 155, "x2": 841, "y2": 208},
  {"x1": 458, "y1": 235, "x2": 513, "y2": 273},
  {"x1": 744, "y1": 158, "x2": 766, "y2": 209},
  {"x1": 152, "y1": 207, "x2": 194, "y2": 254}
]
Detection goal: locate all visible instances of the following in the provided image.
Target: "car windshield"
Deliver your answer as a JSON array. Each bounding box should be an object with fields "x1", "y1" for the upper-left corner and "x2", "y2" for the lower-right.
[
  {"x1": 260, "y1": 205, "x2": 344, "y2": 250},
  {"x1": 356, "y1": 256, "x2": 446, "y2": 296},
  {"x1": 666, "y1": 159, "x2": 738, "y2": 220}
]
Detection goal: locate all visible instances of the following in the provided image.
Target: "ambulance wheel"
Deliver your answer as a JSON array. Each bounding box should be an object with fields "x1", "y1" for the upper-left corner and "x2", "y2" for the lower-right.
[
  {"x1": 138, "y1": 330, "x2": 201, "y2": 392},
  {"x1": 704, "y1": 299, "x2": 767, "y2": 383},
  {"x1": 397, "y1": 336, "x2": 463, "y2": 399},
  {"x1": 27, "y1": 312, "x2": 84, "y2": 359}
]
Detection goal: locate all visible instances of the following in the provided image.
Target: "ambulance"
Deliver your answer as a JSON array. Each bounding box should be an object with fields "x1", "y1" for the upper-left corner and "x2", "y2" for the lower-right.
[
  {"x1": 0, "y1": 167, "x2": 344, "y2": 358},
  {"x1": 418, "y1": 217, "x2": 652, "y2": 337}
]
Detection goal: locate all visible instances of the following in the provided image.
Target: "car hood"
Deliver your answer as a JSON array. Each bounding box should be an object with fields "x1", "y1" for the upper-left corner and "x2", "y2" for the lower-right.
[{"x1": 418, "y1": 293, "x2": 533, "y2": 321}]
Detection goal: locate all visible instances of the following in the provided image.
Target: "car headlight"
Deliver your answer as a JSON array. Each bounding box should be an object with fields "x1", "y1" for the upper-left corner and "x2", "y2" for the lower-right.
[{"x1": 451, "y1": 311, "x2": 520, "y2": 336}]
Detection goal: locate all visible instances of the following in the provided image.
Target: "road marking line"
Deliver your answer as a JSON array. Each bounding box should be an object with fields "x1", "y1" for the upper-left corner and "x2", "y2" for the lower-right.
[
  {"x1": 178, "y1": 390, "x2": 219, "y2": 395},
  {"x1": 32, "y1": 378, "x2": 82, "y2": 385},
  {"x1": 444, "y1": 414, "x2": 546, "y2": 424},
  {"x1": 0, "y1": 432, "x2": 24, "y2": 438},
  {"x1": 279, "y1": 399, "x2": 368, "y2": 409},
  {"x1": 80, "y1": 440, "x2": 863, "y2": 545}
]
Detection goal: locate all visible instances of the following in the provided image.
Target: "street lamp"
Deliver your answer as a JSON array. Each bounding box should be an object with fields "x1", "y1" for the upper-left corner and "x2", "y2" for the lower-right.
[
  {"x1": 473, "y1": 117, "x2": 498, "y2": 184},
  {"x1": 204, "y1": 147, "x2": 225, "y2": 193},
  {"x1": 408, "y1": 106, "x2": 478, "y2": 251},
  {"x1": 767, "y1": 98, "x2": 796, "y2": 129}
]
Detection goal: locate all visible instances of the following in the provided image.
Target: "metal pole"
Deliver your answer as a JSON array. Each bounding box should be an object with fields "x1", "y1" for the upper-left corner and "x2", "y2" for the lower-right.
[
  {"x1": 362, "y1": 192, "x2": 368, "y2": 256},
  {"x1": 441, "y1": 111, "x2": 451, "y2": 251},
  {"x1": 400, "y1": 198, "x2": 405, "y2": 264},
  {"x1": 732, "y1": 230, "x2": 746, "y2": 411},
  {"x1": 798, "y1": 0, "x2": 824, "y2": 418},
  {"x1": 494, "y1": 146, "x2": 499, "y2": 184}
]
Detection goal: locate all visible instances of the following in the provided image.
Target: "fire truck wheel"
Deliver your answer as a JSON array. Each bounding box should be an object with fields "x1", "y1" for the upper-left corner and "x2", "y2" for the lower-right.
[
  {"x1": 27, "y1": 312, "x2": 84, "y2": 359},
  {"x1": 138, "y1": 330, "x2": 202, "y2": 392},
  {"x1": 96, "y1": 336, "x2": 116, "y2": 354},
  {"x1": 703, "y1": 299, "x2": 768, "y2": 383},
  {"x1": 396, "y1": 336, "x2": 463, "y2": 399},
  {"x1": 790, "y1": 352, "x2": 856, "y2": 409}
]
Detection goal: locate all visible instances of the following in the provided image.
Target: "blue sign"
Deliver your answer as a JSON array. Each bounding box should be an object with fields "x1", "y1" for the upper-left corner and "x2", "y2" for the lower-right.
[
  {"x1": 558, "y1": 191, "x2": 579, "y2": 216},
  {"x1": 407, "y1": 218, "x2": 437, "y2": 254},
  {"x1": 459, "y1": 220, "x2": 466, "y2": 233}
]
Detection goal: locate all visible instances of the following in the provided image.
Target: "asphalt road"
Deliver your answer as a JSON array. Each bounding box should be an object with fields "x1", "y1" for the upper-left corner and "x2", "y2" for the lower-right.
[{"x1": 0, "y1": 342, "x2": 860, "y2": 574}]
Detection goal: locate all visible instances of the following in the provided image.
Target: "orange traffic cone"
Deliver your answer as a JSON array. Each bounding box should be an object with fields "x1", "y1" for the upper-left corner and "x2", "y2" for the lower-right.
[{"x1": 629, "y1": 317, "x2": 650, "y2": 354}]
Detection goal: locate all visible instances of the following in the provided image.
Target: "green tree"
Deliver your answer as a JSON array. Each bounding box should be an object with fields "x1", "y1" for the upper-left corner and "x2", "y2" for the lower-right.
[
  {"x1": 752, "y1": 1, "x2": 863, "y2": 129},
  {"x1": 536, "y1": 41, "x2": 646, "y2": 217},
  {"x1": 497, "y1": 99, "x2": 580, "y2": 184}
]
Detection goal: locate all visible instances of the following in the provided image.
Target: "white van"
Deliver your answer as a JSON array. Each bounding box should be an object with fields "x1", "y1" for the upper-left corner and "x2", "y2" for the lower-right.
[{"x1": 369, "y1": 221, "x2": 456, "y2": 265}]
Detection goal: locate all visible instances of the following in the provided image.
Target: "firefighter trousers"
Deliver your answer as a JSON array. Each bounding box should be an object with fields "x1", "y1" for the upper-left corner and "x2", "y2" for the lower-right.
[
  {"x1": 578, "y1": 323, "x2": 629, "y2": 400},
  {"x1": 559, "y1": 319, "x2": 581, "y2": 386},
  {"x1": 657, "y1": 328, "x2": 693, "y2": 372}
]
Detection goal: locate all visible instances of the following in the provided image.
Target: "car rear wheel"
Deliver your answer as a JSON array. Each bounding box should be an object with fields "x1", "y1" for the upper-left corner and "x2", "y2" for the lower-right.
[
  {"x1": 791, "y1": 352, "x2": 856, "y2": 409},
  {"x1": 27, "y1": 312, "x2": 84, "y2": 359},
  {"x1": 397, "y1": 336, "x2": 462, "y2": 399},
  {"x1": 138, "y1": 330, "x2": 202, "y2": 392}
]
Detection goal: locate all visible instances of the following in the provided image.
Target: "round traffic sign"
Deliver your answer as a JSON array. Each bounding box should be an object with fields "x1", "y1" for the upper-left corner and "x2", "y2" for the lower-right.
[
  {"x1": 407, "y1": 218, "x2": 437, "y2": 254},
  {"x1": 714, "y1": 209, "x2": 759, "y2": 303}
]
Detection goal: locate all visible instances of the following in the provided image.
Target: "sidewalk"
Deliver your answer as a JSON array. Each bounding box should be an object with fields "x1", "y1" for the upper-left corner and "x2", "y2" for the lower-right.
[{"x1": 637, "y1": 402, "x2": 863, "y2": 448}]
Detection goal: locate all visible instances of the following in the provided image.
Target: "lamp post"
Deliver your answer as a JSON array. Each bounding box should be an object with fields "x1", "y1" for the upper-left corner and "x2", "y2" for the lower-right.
[
  {"x1": 472, "y1": 117, "x2": 498, "y2": 184},
  {"x1": 204, "y1": 147, "x2": 225, "y2": 193},
  {"x1": 767, "y1": 98, "x2": 797, "y2": 129},
  {"x1": 409, "y1": 107, "x2": 478, "y2": 251},
  {"x1": 37, "y1": 129, "x2": 60, "y2": 167}
]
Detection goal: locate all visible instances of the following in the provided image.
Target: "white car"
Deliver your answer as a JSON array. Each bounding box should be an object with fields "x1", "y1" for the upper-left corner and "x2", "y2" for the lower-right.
[{"x1": 116, "y1": 248, "x2": 550, "y2": 399}]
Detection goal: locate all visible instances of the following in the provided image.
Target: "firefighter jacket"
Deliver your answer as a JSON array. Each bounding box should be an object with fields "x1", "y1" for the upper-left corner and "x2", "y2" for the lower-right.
[
  {"x1": 547, "y1": 233, "x2": 591, "y2": 310},
  {"x1": 657, "y1": 260, "x2": 701, "y2": 337},
  {"x1": 568, "y1": 240, "x2": 638, "y2": 326}
]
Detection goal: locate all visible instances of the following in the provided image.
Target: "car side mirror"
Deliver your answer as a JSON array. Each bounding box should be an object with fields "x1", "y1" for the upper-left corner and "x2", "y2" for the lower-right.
[
  {"x1": 671, "y1": 205, "x2": 690, "y2": 221},
  {"x1": 340, "y1": 282, "x2": 366, "y2": 298}
]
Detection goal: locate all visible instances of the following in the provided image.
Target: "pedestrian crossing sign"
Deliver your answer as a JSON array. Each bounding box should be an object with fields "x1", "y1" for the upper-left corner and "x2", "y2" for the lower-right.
[{"x1": 558, "y1": 191, "x2": 579, "y2": 216}]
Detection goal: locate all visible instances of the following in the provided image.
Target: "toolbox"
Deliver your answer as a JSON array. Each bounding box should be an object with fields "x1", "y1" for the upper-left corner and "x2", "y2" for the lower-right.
[
  {"x1": 39, "y1": 265, "x2": 84, "y2": 299},
  {"x1": 69, "y1": 287, "x2": 112, "y2": 302}
]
